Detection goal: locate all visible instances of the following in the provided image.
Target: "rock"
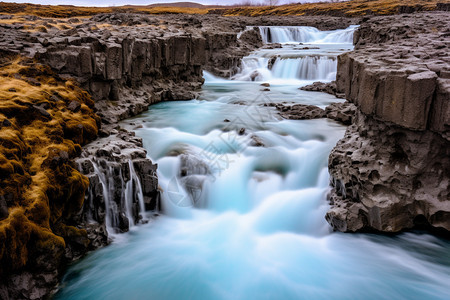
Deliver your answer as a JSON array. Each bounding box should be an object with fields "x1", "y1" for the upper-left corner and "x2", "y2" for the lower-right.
[
  {"x1": 260, "y1": 83, "x2": 270, "y2": 87},
  {"x1": 2, "y1": 119, "x2": 11, "y2": 127},
  {"x1": 67, "y1": 100, "x2": 81, "y2": 112},
  {"x1": 0, "y1": 196, "x2": 8, "y2": 220},
  {"x1": 300, "y1": 81, "x2": 345, "y2": 98},
  {"x1": 274, "y1": 103, "x2": 326, "y2": 120},
  {"x1": 75, "y1": 130, "x2": 159, "y2": 235},
  {"x1": 25, "y1": 77, "x2": 41, "y2": 86},
  {"x1": 33, "y1": 105, "x2": 51, "y2": 119},
  {"x1": 325, "y1": 102, "x2": 356, "y2": 125},
  {"x1": 328, "y1": 13, "x2": 450, "y2": 234},
  {"x1": 238, "y1": 27, "x2": 263, "y2": 48},
  {"x1": 327, "y1": 112, "x2": 450, "y2": 233}
]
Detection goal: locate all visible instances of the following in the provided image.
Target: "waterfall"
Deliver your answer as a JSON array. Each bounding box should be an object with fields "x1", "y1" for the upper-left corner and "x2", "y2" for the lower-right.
[
  {"x1": 258, "y1": 25, "x2": 358, "y2": 44},
  {"x1": 88, "y1": 159, "x2": 147, "y2": 234},
  {"x1": 231, "y1": 25, "x2": 357, "y2": 83},
  {"x1": 271, "y1": 56, "x2": 337, "y2": 81}
]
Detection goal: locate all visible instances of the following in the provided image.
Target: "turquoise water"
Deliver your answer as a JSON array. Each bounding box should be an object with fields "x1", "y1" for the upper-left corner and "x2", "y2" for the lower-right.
[{"x1": 55, "y1": 30, "x2": 450, "y2": 300}]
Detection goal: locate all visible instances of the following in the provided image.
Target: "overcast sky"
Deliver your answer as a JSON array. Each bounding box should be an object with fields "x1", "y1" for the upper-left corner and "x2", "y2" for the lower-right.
[{"x1": 1, "y1": 0, "x2": 331, "y2": 7}]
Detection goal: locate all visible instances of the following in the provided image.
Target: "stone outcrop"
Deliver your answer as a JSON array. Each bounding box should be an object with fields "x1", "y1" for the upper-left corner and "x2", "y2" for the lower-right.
[
  {"x1": 327, "y1": 12, "x2": 450, "y2": 234},
  {"x1": 267, "y1": 101, "x2": 356, "y2": 125},
  {"x1": 300, "y1": 81, "x2": 345, "y2": 98},
  {"x1": 76, "y1": 131, "x2": 159, "y2": 236}
]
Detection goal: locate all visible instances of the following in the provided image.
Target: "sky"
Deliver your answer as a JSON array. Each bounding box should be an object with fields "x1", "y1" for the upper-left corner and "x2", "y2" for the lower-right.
[{"x1": 0, "y1": 0, "x2": 331, "y2": 7}]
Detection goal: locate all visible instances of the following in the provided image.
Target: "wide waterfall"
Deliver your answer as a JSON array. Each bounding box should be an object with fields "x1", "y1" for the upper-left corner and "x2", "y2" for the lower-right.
[
  {"x1": 258, "y1": 25, "x2": 358, "y2": 44},
  {"x1": 231, "y1": 25, "x2": 356, "y2": 82},
  {"x1": 55, "y1": 26, "x2": 450, "y2": 300}
]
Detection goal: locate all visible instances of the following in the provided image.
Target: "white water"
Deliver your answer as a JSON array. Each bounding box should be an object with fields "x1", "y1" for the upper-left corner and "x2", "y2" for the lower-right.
[
  {"x1": 258, "y1": 25, "x2": 357, "y2": 44},
  {"x1": 232, "y1": 25, "x2": 356, "y2": 82},
  {"x1": 55, "y1": 26, "x2": 450, "y2": 300},
  {"x1": 88, "y1": 159, "x2": 147, "y2": 234}
]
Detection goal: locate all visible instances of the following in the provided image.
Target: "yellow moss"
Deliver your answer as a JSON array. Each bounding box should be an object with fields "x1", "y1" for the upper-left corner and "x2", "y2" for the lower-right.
[{"x1": 0, "y1": 57, "x2": 98, "y2": 275}]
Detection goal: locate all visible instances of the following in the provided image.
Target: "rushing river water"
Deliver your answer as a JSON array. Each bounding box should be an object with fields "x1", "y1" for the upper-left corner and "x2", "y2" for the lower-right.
[{"x1": 55, "y1": 26, "x2": 450, "y2": 300}]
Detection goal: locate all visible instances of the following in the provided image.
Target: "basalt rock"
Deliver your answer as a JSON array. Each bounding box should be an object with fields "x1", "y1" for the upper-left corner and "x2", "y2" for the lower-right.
[
  {"x1": 328, "y1": 12, "x2": 450, "y2": 234},
  {"x1": 275, "y1": 103, "x2": 326, "y2": 120},
  {"x1": 300, "y1": 81, "x2": 345, "y2": 99},
  {"x1": 327, "y1": 112, "x2": 450, "y2": 233},
  {"x1": 325, "y1": 102, "x2": 356, "y2": 125},
  {"x1": 75, "y1": 130, "x2": 160, "y2": 235}
]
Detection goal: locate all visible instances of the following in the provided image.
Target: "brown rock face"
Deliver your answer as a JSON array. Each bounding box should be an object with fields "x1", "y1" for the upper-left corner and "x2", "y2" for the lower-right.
[
  {"x1": 327, "y1": 112, "x2": 450, "y2": 233},
  {"x1": 328, "y1": 12, "x2": 450, "y2": 234}
]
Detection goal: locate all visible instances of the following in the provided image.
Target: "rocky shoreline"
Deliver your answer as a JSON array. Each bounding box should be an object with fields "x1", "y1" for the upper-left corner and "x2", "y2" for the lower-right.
[{"x1": 326, "y1": 11, "x2": 450, "y2": 235}]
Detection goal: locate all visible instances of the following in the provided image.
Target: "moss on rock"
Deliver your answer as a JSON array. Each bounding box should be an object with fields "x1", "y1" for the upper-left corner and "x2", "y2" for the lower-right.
[{"x1": 0, "y1": 56, "x2": 100, "y2": 276}]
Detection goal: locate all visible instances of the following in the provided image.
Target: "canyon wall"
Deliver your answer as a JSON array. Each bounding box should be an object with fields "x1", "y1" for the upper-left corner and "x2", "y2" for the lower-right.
[{"x1": 327, "y1": 12, "x2": 450, "y2": 234}]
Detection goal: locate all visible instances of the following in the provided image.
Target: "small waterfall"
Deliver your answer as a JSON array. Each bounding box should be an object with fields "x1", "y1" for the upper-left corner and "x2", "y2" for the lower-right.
[
  {"x1": 259, "y1": 26, "x2": 322, "y2": 44},
  {"x1": 232, "y1": 55, "x2": 337, "y2": 82},
  {"x1": 88, "y1": 159, "x2": 148, "y2": 234},
  {"x1": 258, "y1": 25, "x2": 358, "y2": 44},
  {"x1": 230, "y1": 25, "x2": 357, "y2": 83},
  {"x1": 271, "y1": 56, "x2": 337, "y2": 81}
]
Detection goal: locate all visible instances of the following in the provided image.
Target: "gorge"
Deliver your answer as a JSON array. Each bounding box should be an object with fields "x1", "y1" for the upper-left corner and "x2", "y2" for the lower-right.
[{"x1": 0, "y1": 4, "x2": 449, "y2": 300}]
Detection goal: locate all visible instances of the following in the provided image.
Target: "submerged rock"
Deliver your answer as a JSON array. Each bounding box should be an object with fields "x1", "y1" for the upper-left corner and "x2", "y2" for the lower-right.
[{"x1": 273, "y1": 103, "x2": 326, "y2": 120}]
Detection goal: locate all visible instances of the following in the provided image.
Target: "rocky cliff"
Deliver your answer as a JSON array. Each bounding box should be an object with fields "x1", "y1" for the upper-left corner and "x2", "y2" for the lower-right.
[{"x1": 327, "y1": 11, "x2": 450, "y2": 235}]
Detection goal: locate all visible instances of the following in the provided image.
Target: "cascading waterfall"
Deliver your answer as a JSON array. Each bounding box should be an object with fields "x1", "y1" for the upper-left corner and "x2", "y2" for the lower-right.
[
  {"x1": 88, "y1": 159, "x2": 147, "y2": 234},
  {"x1": 56, "y1": 26, "x2": 450, "y2": 300},
  {"x1": 232, "y1": 25, "x2": 356, "y2": 82},
  {"x1": 258, "y1": 25, "x2": 358, "y2": 44},
  {"x1": 271, "y1": 56, "x2": 337, "y2": 81}
]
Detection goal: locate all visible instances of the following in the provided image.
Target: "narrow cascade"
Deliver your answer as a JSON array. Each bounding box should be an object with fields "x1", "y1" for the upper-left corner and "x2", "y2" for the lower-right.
[
  {"x1": 232, "y1": 25, "x2": 356, "y2": 82},
  {"x1": 88, "y1": 159, "x2": 147, "y2": 234},
  {"x1": 56, "y1": 26, "x2": 450, "y2": 300}
]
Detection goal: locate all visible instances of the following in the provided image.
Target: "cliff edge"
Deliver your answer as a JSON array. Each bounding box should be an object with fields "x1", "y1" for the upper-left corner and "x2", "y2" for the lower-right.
[{"x1": 327, "y1": 11, "x2": 450, "y2": 235}]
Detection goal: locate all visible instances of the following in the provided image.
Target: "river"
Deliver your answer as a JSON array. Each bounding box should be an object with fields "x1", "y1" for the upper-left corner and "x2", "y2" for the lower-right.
[{"x1": 54, "y1": 26, "x2": 450, "y2": 300}]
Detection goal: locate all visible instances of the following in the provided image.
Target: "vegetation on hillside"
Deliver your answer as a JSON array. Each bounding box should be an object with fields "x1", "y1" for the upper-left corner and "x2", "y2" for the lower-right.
[
  {"x1": 0, "y1": 54, "x2": 100, "y2": 275},
  {"x1": 0, "y1": 0, "x2": 448, "y2": 18},
  {"x1": 224, "y1": 0, "x2": 448, "y2": 17},
  {"x1": 0, "y1": 2, "x2": 211, "y2": 17}
]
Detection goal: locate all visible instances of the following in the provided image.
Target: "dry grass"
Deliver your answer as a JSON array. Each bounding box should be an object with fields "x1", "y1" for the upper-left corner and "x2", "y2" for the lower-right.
[
  {"x1": 0, "y1": 2, "x2": 210, "y2": 18},
  {"x1": 224, "y1": 0, "x2": 448, "y2": 17},
  {"x1": 0, "y1": 0, "x2": 446, "y2": 18},
  {"x1": 0, "y1": 55, "x2": 100, "y2": 274}
]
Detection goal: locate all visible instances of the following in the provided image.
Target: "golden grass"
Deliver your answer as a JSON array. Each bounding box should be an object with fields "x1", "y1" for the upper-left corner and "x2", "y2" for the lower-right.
[
  {"x1": 0, "y1": 56, "x2": 100, "y2": 274},
  {"x1": 0, "y1": 2, "x2": 210, "y2": 18},
  {"x1": 1, "y1": 0, "x2": 446, "y2": 19},
  {"x1": 224, "y1": 0, "x2": 449, "y2": 17}
]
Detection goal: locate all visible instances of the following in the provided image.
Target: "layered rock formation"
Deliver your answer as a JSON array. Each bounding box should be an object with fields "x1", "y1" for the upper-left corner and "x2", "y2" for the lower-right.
[
  {"x1": 76, "y1": 131, "x2": 159, "y2": 237},
  {"x1": 327, "y1": 12, "x2": 450, "y2": 234}
]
